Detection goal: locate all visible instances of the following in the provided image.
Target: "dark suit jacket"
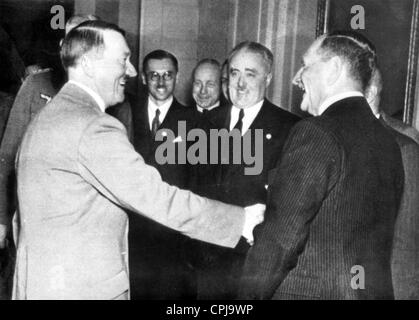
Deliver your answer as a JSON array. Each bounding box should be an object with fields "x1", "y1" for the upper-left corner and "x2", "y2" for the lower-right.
[
  {"x1": 194, "y1": 99, "x2": 300, "y2": 206},
  {"x1": 382, "y1": 111, "x2": 419, "y2": 145},
  {"x1": 131, "y1": 96, "x2": 195, "y2": 188},
  {"x1": 381, "y1": 117, "x2": 419, "y2": 300},
  {"x1": 239, "y1": 97, "x2": 404, "y2": 300},
  {"x1": 0, "y1": 70, "x2": 58, "y2": 228},
  {"x1": 189, "y1": 99, "x2": 300, "y2": 299},
  {"x1": 129, "y1": 94, "x2": 198, "y2": 299}
]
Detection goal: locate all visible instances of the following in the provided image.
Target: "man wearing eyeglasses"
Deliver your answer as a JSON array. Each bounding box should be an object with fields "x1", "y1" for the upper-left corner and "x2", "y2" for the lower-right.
[{"x1": 129, "y1": 49, "x2": 197, "y2": 299}]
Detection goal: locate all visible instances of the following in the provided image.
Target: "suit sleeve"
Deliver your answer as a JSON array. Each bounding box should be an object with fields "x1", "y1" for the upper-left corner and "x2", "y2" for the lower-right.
[
  {"x1": 0, "y1": 78, "x2": 34, "y2": 226},
  {"x1": 239, "y1": 120, "x2": 341, "y2": 299},
  {"x1": 77, "y1": 114, "x2": 245, "y2": 248}
]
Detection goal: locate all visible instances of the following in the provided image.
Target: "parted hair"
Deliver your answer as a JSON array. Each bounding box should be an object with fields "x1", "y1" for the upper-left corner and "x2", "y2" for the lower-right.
[
  {"x1": 60, "y1": 20, "x2": 125, "y2": 70},
  {"x1": 228, "y1": 41, "x2": 274, "y2": 74},
  {"x1": 142, "y1": 50, "x2": 179, "y2": 73},
  {"x1": 318, "y1": 30, "x2": 377, "y2": 91}
]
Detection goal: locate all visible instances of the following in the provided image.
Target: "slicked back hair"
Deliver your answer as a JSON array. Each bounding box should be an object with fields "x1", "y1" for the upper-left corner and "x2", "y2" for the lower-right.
[
  {"x1": 142, "y1": 50, "x2": 178, "y2": 73},
  {"x1": 228, "y1": 41, "x2": 273, "y2": 74},
  {"x1": 317, "y1": 30, "x2": 377, "y2": 91},
  {"x1": 192, "y1": 58, "x2": 220, "y2": 79},
  {"x1": 65, "y1": 14, "x2": 99, "y2": 35},
  {"x1": 60, "y1": 20, "x2": 125, "y2": 70}
]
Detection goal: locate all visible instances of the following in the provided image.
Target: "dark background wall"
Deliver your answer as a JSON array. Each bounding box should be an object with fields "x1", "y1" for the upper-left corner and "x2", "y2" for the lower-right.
[
  {"x1": 1, "y1": 0, "x2": 418, "y2": 123},
  {"x1": 329, "y1": 0, "x2": 414, "y2": 119},
  {"x1": 0, "y1": 0, "x2": 74, "y2": 68}
]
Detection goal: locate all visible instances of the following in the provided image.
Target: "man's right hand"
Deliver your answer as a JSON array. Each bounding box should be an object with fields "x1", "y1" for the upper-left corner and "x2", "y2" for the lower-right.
[{"x1": 242, "y1": 204, "x2": 265, "y2": 245}]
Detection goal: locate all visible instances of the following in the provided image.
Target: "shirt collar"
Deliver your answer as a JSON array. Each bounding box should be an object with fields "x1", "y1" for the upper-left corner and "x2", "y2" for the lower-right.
[
  {"x1": 229, "y1": 99, "x2": 264, "y2": 134},
  {"x1": 197, "y1": 101, "x2": 220, "y2": 113},
  {"x1": 318, "y1": 91, "x2": 364, "y2": 115},
  {"x1": 68, "y1": 80, "x2": 106, "y2": 112}
]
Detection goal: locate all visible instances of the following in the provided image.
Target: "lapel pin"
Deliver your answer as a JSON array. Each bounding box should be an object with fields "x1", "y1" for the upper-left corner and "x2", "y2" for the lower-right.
[{"x1": 266, "y1": 133, "x2": 272, "y2": 140}]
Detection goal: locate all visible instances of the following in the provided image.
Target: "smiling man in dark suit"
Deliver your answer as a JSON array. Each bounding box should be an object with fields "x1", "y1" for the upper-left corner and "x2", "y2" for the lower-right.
[
  {"x1": 129, "y1": 50, "x2": 199, "y2": 299},
  {"x1": 239, "y1": 31, "x2": 404, "y2": 300},
  {"x1": 190, "y1": 41, "x2": 300, "y2": 299}
]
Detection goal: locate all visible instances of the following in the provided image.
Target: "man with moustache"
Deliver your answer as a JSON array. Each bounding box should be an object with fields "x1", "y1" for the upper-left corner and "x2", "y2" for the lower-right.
[
  {"x1": 239, "y1": 31, "x2": 404, "y2": 300},
  {"x1": 13, "y1": 20, "x2": 264, "y2": 300},
  {"x1": 129, "y1": 50, "x2": 198, "y2": 299},
  {"x1": 193, "y1": 41, "x2": 299, "y2": 299}
]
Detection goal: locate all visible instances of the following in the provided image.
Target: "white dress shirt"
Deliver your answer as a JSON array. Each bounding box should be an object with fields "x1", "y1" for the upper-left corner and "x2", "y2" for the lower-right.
[
  {"x1": 147, "y1": 96, "x2": 173, "y2": 130},
  {"x1": 229, "y1": 100, "x2": 264, "y2": 135},
  {"x1": 68, "y1": 80, "x2": 106, "y2": 112},
  {"x1": 318, "y1": 91, "x2": 364, "y2": 115}
]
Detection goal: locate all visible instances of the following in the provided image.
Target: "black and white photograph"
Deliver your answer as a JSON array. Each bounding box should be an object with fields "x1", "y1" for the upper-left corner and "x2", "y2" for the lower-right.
[{"x1": 1, "y1": 0, "x2": 419, "y2": 305}]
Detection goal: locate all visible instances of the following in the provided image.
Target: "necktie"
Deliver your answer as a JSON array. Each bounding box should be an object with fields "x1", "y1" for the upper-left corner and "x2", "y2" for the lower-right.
[
  {"x1": 202, "y1": 109, "x2": 208, "y2": 115},
  {"x1": 151, "y1": 108, "x2": 161, "y2": 138},
  {"x1": 233, "y1": 109, "x2": 245, "y2": 133}
]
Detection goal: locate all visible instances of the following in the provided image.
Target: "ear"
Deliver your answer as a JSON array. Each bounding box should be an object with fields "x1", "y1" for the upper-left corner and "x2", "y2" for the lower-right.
[
  {"x1": 365, "y1": 85, "x2": 378, "y2": 106},
  {"x1": 80, "y1": 54, "x2": 95, "y2": 78},
  {"x1": 265, "y1": 72, "x2": 273, "y2": 88},
  {"x1": 141, "y1": 72, "x2": 147, "y2": 85},
  {"x1": 326, "y1": 56, "x2": 343, "y2": 86}
]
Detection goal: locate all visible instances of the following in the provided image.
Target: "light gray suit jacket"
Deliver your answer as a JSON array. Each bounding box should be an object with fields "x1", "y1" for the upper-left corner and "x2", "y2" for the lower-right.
[
  {"x1": 381, "y1": 117, "x2": 419, "y2": 299},
  {"x1": 13, "y1": 83, "x2": 244, "y2": 300}
]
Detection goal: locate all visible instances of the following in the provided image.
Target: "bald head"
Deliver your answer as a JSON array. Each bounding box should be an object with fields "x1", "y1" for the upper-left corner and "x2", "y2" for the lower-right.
[{"x1": 192, "y1": 59, "x2": 221, "y2": 109}]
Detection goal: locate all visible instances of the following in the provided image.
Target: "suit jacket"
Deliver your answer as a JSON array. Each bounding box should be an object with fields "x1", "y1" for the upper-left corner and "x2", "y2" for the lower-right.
[
  {"x1": 239, "y1": 97, "x2": 404, "y2": 300},
  {"x1": 193, "y1": 99, "x2": 300, "y2": 207},
  {"x1": 0, "y1": 91, "x2": 14, "y2": 143},
  {"x1": 12, "y1": 83, "x2": 245, "y2": 300},
  {"x1": 189, "y1": 99, "x2": 300, "y2": 299},
  {"x1": 381, "y1": 117, "x2": 419, "y2": 300},
  {"x1": 187, "y1": 102, "x2": 231, "y2": 190},
  {"x1": 129, "y1": 94, "x2": 200, "y2": 299},
  {"x1": 382, "y1": 111, "x2": 419, "y2": 145}
]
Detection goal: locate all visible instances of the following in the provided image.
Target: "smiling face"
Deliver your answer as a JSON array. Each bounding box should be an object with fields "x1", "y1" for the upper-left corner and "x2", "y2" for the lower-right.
[
  {"x1": 91, "y1": 30, "x2": 137, "y2": 107},
  {"x1": 192, "y1": 63, "x2": 221, "y2": 109},
  {"x1": 292, "y1": 38, "x2": 330, "y2": 116},
  {"x1": 228, "y1": 49, "x2": 271, "y2": 109},
  {"x1": 142, "y1": 58, "x2": 177, "y2": 106}
]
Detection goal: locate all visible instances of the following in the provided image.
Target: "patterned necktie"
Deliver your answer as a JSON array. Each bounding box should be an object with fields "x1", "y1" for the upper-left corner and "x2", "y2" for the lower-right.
[
  {"x1": 233, "y1": 109, "x2": 245, "y2": 133},
  {"x1": 151, "y1": 108, "x2": 161, "y2": 138}
]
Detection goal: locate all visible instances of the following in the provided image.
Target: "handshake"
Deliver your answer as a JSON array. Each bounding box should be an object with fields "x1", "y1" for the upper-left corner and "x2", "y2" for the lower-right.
[{"x1": 242, "y1": 204, "x2": 266, "y2": 245}]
